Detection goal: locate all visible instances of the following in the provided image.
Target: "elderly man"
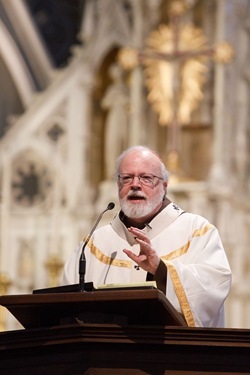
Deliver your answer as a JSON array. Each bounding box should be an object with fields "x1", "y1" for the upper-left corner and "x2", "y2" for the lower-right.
[{"x1": 63, "y1": 145, "x2": 232, "y2": 327}]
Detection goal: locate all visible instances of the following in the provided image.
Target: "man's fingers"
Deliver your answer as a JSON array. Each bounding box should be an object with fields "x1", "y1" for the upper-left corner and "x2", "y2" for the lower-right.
[
  {"x1": 128, "y1": 227, "x2": 150, "y2": 243},
  {"x1": 123, "y1": 249, "x2": 147, "y2": 263}
]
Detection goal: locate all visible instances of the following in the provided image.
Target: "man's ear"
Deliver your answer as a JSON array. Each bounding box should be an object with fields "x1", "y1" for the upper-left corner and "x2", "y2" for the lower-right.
[
  {"x1": 162, "y1": 186, "x2": 168, "y2": 200},
  {"x1": 163, "y1": 181, "x2": 168, "y2": 197}
]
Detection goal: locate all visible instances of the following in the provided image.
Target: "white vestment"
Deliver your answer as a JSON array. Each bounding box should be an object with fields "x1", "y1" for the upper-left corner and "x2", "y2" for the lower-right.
[{"x1": 63, "y1": 203, "x2": 232, "y2": 327}]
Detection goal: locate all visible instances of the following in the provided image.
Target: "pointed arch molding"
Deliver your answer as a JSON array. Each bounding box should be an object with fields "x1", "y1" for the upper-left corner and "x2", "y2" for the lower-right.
[{"x1": 0, "y1": 19, "x2": 34, "y2": 108}]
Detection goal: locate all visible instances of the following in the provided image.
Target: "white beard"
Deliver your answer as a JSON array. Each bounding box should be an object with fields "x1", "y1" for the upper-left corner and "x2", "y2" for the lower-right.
[{"x1": 120, "y1": 188, "x2": 165, "y2": 219}]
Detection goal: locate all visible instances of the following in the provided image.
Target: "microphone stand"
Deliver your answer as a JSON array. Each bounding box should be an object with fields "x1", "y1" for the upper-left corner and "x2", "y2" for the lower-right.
[{"x1": 79, "y1": 202, "x2": 115, "y2": 292}]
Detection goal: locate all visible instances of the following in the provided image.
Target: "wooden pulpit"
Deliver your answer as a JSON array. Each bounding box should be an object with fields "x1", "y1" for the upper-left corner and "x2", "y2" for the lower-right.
[
  {"x1": 0, "y1": 288, "x2": 250, "y2": 374},
  {"x1": 0, "y1": 288, "x2": 187, "y2": 329}
]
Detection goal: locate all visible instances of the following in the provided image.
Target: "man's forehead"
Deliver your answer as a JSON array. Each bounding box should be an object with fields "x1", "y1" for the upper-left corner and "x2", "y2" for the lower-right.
[
  {"x1": 124, "y1": 149, "x2": 159, "y2": 160},
  {"x1": 121, "y1": 150, "x2": 161, "y2": 168}
]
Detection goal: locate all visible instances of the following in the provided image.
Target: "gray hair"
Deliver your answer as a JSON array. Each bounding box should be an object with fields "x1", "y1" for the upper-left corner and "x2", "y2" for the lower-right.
[{"x1": 114, "y1": 145, "x2": 169, "y2": 183}]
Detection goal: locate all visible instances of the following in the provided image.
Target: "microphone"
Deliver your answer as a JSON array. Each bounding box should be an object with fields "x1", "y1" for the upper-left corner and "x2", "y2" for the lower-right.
[{"x1": 79, "y1": 202, "x2": 115, "y2": 291}]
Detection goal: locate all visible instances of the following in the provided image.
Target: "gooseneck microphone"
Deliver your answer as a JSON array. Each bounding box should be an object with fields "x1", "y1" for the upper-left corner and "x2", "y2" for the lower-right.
[{"x1": 79, "y1": 202, "x2": 115, "y2": 292}]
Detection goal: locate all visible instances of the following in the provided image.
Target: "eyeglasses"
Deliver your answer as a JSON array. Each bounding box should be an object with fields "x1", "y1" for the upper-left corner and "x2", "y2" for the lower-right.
[{"x1": 118, "y1": 173, "x2": 163, "y2": 187}]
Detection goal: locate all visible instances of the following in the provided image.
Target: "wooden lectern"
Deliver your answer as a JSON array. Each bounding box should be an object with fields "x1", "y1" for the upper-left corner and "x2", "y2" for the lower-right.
[
  {"x1": 0, "y1": 288, "x2": 186, "y2": 329},
  {"x1": 1, "y1": 288, "x2": 250, "y2": 374}
]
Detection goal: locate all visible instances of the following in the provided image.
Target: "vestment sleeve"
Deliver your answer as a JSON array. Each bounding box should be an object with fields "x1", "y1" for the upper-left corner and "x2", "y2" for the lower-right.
[
  {"x1": 147, "y1": 259, "x2": 167, "y2": 294},
  {"x1": 164, "y1": 225, "x2": 231, "y2": 327}
]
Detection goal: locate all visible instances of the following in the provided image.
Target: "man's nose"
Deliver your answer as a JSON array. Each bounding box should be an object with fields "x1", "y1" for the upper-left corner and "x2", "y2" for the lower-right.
[{"x1": 131, "y1": 176, "x2": 142, "y2": 188}]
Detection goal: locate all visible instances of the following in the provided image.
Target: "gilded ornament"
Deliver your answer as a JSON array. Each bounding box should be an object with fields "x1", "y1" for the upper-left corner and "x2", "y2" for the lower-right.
[
  {"x1": 0, "y1": 273, "x2": 11, "y2": 295},
  {"x1": 166, "y1": 150, "x2": 180, "y2": 173},
  {"x1": 169, "y1": 0, "x2": 188, "y2": 17},
  {"x1": 144, "y1": 23, "x2": 208, "y2": 126},
  {"x1": 117, "y1": 47, "x2": 138, "y2": 71},
  {"x1": 213, "y1": 42, "x2": 234, "y2": 64},
  {"x1": 45, "y1": 255, "x2": 64, "y2": 287},
  {"x1": 0, "y1": 273, "x2": 11, "y2": 332}
]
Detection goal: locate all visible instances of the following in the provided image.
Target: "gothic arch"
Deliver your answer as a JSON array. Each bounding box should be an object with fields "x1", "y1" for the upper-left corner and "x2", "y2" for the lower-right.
[{"x1": 0, "y1": 19, "x2": 34, "y2": 108}]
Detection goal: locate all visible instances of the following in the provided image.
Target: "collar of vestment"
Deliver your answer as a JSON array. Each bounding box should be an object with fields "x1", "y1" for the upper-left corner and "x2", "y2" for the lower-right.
[{"x1": 111, "y1": 202, "x2": 184, "y2": 246}]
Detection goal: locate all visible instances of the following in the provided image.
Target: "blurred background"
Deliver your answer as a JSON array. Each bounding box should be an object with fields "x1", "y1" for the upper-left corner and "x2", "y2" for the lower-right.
[{"x1": 0, "y1": 0, "x2": 250, "y2": 330}]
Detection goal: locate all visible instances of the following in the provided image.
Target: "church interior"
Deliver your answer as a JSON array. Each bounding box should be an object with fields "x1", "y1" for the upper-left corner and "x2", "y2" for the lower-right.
[{"x1": 0, "y1": 0, "x2": 250, "y2": 330}]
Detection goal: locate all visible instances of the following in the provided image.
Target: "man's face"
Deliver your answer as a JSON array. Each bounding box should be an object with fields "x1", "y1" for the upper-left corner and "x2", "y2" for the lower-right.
[{"x1": 118, "y1": 150, "x2": 167, "y2": 223}]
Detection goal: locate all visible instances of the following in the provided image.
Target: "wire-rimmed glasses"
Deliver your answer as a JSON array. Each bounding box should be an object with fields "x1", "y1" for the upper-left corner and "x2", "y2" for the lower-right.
[{"x1": 118, "y1": 173, "x2": 163, "y2": 187}]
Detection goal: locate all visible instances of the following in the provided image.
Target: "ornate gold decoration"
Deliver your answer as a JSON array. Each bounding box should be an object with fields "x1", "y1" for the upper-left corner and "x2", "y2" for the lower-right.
[
  {"x1": 165, "y1": 150, "x2": 192, "y2": 185},
  {"x1": 44, "y1": 255, "x2": 64, "y2": 287},
  {"x1": 118, "y1": 24, "x2": 234, "y2": 130},
  {"x1": 213, "y1": 41, "x2": 234, "y2": 64},
  {"x1": 0, "y1": 273, "x2": 11, "y2": 331},
  {"x1": 166, "y1": 150, "x2": 181, "y2": 174},
  {"x1": 117, "y1": 47, "x2": 138, "y2": 71},
  {"x1": 144, "y1": 23, "x2": 208, "y2": 126},
  {"x1": 168, "y1": 0, "x2": 189, "y2": 17}
]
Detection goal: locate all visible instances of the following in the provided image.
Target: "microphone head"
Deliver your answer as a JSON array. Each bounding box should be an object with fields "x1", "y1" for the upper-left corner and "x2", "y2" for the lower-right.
[{"x1": 107, "y1": 202, "x2": 115, "y2": 210}]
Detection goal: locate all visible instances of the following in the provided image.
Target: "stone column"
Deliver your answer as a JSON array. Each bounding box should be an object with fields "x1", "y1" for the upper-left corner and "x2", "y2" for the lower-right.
[
  {"x1": 209, "y1": 0, "x2": 228, "y2": 186},
  {"x1": 128, "y1": 0, "x2": 145, "y2": 146}
]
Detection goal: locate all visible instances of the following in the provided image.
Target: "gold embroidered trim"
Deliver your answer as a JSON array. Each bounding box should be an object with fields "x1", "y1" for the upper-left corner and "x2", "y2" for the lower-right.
[
  {"x1": 165, "y1": 262, "x2": 196, "y2": 327},
  {"x1": 162, "y1": 223, "x2": 214, "y2": 261},
  {"x1": 162, "y1": 241, "x2": 190, "y2": 261},
  {"x1": 193, "y1": 223, "x2": 214, "y2": 237},
  {"x1": 88, "y1": 240, "x2": 132, "y2": 268}
]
